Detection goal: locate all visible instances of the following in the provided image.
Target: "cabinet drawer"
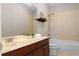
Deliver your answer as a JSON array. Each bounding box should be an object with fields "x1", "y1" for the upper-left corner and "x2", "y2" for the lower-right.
[{"x1": 36, "y1": 38, "x2": 49, "y2": 48}]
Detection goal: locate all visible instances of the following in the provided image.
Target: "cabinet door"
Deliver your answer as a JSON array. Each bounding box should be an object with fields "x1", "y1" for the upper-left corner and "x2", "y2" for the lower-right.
[
  {"x1": 43, "y1": 44, "x2": 49, "y2": 56},
  {"x1": 27, "y1": 47, "x2": 44, "y2": 56},
  {"x1": 27, "y1": 44, "x2": 49, "y2": 56}
]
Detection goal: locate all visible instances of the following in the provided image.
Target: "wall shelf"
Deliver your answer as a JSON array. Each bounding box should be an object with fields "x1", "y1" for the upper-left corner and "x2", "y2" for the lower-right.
[{"x1": 35, "y1": 17, "x2": 47, "y2": 23}]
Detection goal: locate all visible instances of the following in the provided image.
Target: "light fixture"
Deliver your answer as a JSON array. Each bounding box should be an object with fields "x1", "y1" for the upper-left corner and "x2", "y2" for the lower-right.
[{"x1": 26, "y1": 3, "x2": 33, "y2": 6}]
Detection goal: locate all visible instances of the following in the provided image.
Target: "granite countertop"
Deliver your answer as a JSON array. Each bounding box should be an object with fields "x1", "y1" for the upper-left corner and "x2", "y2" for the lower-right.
[{"x1": 2, "y1": 35, "x2": 49, "y2": 54}]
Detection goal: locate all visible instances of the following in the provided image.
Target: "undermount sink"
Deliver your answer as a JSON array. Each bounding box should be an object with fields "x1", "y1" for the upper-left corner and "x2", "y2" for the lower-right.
[
  {"x1": 2, "y1": 35, "x2": 33, "y2": 47},
  {"x1": 2, "y1": 42, "x2": 17, "y2": 47}
]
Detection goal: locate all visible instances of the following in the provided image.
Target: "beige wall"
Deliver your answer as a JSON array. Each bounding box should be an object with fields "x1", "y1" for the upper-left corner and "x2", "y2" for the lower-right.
[
  {"x1": 33, "y1": 3, "x2": 49, "y2": 36},
  {"x1": 0, "y1": 3, "x2": 1, "y2": 42},
  {"x1": 0, "y1": 3, "x2": 1, "y2": 55},
  {"x1": 2, "y1": 3, "x2": 34, "y2": 37},
  {"x1": 50, "y1": 4, "x2": 79, "y2": 41}
]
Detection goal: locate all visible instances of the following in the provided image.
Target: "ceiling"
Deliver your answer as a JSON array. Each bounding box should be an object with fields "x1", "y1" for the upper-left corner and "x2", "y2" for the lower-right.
[
  {"x1": 22, "y1": 3, "x2": 37, "y2": 12},
  {"x1": 47, "y1": 3, "x2": 78, "y2": 9},
  {"x1": 23, "y1": 3, "x2": 78, "y2": 12}
]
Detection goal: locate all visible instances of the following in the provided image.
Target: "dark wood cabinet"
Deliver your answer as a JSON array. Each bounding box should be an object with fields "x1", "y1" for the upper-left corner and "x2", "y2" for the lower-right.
[
  {"x1": 2, "y1": 38, "x2": 49, "y2": 56},
  {"x1": 27, "y1": 44, "x2": 49, "y2": 56}
]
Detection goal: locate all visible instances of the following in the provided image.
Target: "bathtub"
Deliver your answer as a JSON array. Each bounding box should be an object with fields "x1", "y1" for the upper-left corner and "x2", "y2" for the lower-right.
[{"x1": 49, "y1": 39, "x2": 79, "y2": 56}]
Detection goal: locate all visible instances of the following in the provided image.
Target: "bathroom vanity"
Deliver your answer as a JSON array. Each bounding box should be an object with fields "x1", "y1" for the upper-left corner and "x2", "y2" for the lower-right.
[{"x1": 2, "y1": 35, "x2": 49, "y2": 56}]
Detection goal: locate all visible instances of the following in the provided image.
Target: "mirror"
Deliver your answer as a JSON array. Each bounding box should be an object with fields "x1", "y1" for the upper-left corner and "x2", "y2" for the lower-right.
[{"x1": 1, "y1": 3, "x2": 37, "y2": 37}]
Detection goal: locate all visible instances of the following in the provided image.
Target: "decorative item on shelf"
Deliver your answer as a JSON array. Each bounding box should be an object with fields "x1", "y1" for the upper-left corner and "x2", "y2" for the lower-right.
[{"x1": 35, "y1": 12, "x2": 47, "y2": 23}]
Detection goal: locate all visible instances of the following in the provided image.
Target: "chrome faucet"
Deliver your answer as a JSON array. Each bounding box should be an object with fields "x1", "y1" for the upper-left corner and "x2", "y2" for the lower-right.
[{"x1": 5, "y1": 37, "x2": 13, "y2": 43}]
